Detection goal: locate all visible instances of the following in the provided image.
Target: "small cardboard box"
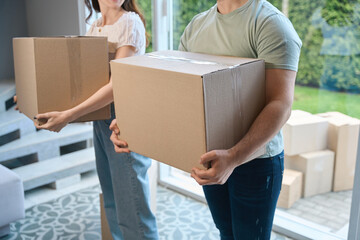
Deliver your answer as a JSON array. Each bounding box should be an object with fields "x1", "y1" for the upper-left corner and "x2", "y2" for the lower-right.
[
  {"x1": 283, "y1": 112, "x2": 328, "y2": 156},
  {"x1": 100, "y1": 193, "x2": 112, "y2": 240},
  {"x1": 111, "y1": 51, "x2": 267, "y2": 173},
  {"x1": 277, "y1": 169, "x2": 303, "y2": 209},
  {"x1": 290, "y1": 110, "x2": 312, "y2": 118},
  {"x1": 317, "y1": 112, "x2": 360, "y2": 191},
  {"x1": 13, "y1": 37, "x2": 110, "y2": 123},
  {"x1": 285, "y1": 150, "x2": 334, "y2": 197}
]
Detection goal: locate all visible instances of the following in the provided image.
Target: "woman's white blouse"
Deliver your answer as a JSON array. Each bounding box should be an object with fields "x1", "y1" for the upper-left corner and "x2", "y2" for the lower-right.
[{"x1": 86, "y1": 11, "x2": 146, "y2": 60}]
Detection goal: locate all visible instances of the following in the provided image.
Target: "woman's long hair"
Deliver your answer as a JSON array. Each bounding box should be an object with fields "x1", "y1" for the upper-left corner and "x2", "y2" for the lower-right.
[{"x1": 85, "y1": 0, "x2": 149, "y2": 46}]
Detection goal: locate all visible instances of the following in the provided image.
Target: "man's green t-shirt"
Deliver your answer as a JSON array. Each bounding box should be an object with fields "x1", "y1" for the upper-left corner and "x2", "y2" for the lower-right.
[{"x1": 179, "y1": 0, "x2": 302, "y2": 157}]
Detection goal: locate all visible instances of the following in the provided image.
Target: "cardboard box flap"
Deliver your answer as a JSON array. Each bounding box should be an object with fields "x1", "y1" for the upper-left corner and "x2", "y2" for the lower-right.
[
  {"x1": 287, "y1": 114, "x2": 328, "y2": 126},
  {"x1": 112, "y1": 50, "x2": 262, "y2": 76},
  {"x1": 317, "y1": 112, "x2": 360, "y2": 126},
  {"x1": 203, "y1": 60, "x2": 266, "y2": 158}
]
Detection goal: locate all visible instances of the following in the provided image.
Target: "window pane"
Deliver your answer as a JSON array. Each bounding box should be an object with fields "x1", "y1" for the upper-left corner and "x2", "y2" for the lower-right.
[
  {"x1": 172, "y1": 0, "x2": 215, "y2": 50},
  {"x1": 269, "y1": 0, "x2": 359, "y2": 236},
  {"x1": 138, "y1": 0, "x2": 153, "y2": 52}
]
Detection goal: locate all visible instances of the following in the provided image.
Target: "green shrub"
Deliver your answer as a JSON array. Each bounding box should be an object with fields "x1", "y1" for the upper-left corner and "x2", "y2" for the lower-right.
[
  {"x1": 173, "y1": 0, "x2": 215, "y2": 49},
  {"x1": 137, "y1": 0, "x2": 153, "y2": 52},
  {"x1": 289, "y1": 0, "x2": 360, "y2": 92}
]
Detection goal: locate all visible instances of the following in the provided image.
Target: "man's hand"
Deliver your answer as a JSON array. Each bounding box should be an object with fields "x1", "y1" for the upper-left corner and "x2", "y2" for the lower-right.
[
  {"x1": 109, "y1": 119, "x2": 130, "y2": 153},
  {"x1": 191, "y1": 149, "x2": 237, "y2": 185}
]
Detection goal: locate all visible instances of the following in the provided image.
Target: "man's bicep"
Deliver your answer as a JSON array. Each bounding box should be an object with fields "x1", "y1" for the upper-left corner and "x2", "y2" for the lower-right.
[{"x1": 265, "y1": 69, "x2": 297, "y2": 107}]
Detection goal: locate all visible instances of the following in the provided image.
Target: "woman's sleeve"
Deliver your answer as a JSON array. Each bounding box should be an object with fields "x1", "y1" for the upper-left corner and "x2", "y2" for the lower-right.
[{"x1": 116, "y1": 14, "x2": 145, "y2": 52}]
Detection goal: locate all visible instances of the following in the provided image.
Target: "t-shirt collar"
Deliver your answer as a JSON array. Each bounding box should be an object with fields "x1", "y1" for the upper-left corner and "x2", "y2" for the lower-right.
[{"x1": 215, "y1": 0, "x2": 255, "y2": 19}]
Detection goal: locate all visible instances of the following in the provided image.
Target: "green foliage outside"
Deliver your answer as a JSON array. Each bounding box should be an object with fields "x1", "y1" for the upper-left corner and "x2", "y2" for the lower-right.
[
  {"x1": 137, "y1": 0, "x2": 360, "y2": 117},
  {"x1": 293, "y1": 85, "x2": 360, "y2": 119},
  {"x1": 137, "y1": 0, "x2": 153, "y2": 52},
  {"x1": 171, "y1": 0, "x2": 360, "y2": 93},
  {"x1": 172, "y1": 0, "x2": 216, "y2": 49},
  {"x1": 288, "y1": 0, "x2": 360, "y2": 92}
]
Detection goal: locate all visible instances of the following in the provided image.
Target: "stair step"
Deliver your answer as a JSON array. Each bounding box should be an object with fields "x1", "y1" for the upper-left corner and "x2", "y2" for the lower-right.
[
  {"x1": 0, "y1": 123, "x2": 93, "y2": 162},
  {"x1": 13, "y1": 147, "x2": 96, "y2": 191},
  {"x1": 0, "y1": 107, "x2": 35, "y2": 142},
  {"x1": 0, "y1": 79, "x2": 16, "y2": 112}
]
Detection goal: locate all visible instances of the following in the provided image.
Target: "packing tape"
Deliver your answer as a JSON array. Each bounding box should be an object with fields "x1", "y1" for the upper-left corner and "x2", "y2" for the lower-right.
[
  {"x1": 147, "y1": 53, "x2": 239, "y2": 68},
  {"x1": 66, "y1": 38, "x2": 82, "y2": 103},
  {"x1": 230, "y1": 67, "x2": 244, "y2": 145}
]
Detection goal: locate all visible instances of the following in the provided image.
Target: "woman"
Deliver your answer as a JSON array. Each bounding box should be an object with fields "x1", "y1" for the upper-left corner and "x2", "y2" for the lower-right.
[{"x1": 35, "y1": 0, "x2": 158, "y2": 239}]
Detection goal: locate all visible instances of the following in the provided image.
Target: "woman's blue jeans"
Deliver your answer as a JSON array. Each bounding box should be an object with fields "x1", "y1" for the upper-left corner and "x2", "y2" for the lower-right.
[
  {"x1": 203, "y1": 152, "x2": 284, "y2": 240},
  {"x1": 93, "y1": 105, "x2": 158, "y2": 240}
]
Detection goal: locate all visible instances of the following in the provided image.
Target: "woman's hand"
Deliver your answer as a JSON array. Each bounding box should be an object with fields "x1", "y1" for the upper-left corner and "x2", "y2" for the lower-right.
[
  {"x1": 34, "y1": 111, "x2": 72, "y2": 132},
  {"x1": 109, "y1": 119, "x2": 130, "y2": 153},
  {"x1": 13, "y1": 95, "x2": 20, "y2": 111}
]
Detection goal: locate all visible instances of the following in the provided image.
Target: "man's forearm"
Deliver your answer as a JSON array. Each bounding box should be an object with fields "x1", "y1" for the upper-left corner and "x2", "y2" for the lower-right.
[{"x1": 230, "y1": 99, "x2": 291, "y2": 166}]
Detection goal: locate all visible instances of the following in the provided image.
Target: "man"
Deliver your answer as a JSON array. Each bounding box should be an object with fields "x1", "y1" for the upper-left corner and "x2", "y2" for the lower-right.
[{"x1": 110, "y1": 0, "x2": 302, "y2": 239}]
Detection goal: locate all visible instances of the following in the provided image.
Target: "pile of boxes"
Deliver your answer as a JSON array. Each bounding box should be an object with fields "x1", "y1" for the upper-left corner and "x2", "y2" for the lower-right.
[{"x1": 277, "y1": 110, "x2": 360, "y2": 209}]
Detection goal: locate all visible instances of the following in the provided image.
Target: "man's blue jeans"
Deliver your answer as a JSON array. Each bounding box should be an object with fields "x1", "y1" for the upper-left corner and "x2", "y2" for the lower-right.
[
  {"x1": 93, "y1": 105, "x2": 158, "y2": 240},
  {"x1": 203, "y1": 151, "x2": 284, "y2": 240}
]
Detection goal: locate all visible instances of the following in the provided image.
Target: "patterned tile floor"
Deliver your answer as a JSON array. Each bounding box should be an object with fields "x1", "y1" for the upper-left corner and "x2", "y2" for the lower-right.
[{"x1": 1, "y1": 185, "x2": 292, "y2": 240}]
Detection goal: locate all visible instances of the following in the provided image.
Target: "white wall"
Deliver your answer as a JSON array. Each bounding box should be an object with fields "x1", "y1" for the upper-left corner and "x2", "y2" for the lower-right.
[{"x1": 25, "y1": 0, "x2": 86, "y2": 37}]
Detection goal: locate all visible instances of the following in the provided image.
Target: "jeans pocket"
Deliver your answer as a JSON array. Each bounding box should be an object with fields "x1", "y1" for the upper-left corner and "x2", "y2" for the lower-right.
[
  {"x1": 279, "y1": 154, "x2": 284, "y2": 174},
  {"x1": 271, "y1": 152, "x2": 284, "y2": 199}
]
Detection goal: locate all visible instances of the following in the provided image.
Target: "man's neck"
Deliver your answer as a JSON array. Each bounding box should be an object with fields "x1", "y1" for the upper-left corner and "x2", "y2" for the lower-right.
[{"x1": 217, "y1": 0, "x2": 249, "y2": 14}]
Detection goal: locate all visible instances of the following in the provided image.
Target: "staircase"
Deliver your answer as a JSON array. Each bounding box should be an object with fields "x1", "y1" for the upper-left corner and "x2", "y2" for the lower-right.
[{"x1": 0, "y1": 79, "x2": 96, "y2": 191}]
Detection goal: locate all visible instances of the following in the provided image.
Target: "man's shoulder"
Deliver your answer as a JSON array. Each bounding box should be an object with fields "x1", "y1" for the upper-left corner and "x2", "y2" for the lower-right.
[{"x1": 254, "y1": 0, "x2": 290, "y2": 27}]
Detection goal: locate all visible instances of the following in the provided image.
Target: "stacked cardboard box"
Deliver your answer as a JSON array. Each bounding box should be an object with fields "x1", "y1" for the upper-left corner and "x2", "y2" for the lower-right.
[
  {"x1": 285, "y1": 150, "x2": 334, "y2": 197},
  {"x1": 277, "y1": 169, "x2": 303, "y2": 209},
  {"x1": 283, "y1": 110, "x2": 335, "y2": 199},
  {"x1": 317, "y1": 112, "x2": 360, "y2": 191},
  {"x1": 283, "y1": 112, "x2": 328, "y2": 156}
]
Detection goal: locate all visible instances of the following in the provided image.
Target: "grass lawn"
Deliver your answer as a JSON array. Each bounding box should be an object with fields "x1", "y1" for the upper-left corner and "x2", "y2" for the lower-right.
[{"x1": 292, "y1": 85, "x2": 360, "y2": 119}]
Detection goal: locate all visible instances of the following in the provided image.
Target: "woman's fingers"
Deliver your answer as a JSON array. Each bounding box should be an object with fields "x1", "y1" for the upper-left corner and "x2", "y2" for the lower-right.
[{"x1": 109, "y1": 119, "x2": 120, "y2": 134}]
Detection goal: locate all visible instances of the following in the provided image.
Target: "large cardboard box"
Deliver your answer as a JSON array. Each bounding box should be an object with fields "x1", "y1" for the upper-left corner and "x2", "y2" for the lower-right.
[
  {"x1": 285, "y1": 150, "x2": 334, "y2": 197},
  {"x1": 13, "y1": 37, "x2": 110, "y2": 123},
  {"x1": 111, "y1": 51, "x2": 267, "y2": 173},
  {"x1": 283, "y1": 112, "x2": 328, "y2": 156},
  {"x1": 317, "y1": 112, "x2": 360, "y2": 191},
  {"x1": 277, "y1": 169, "x2": 303, "y2": 209}
]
